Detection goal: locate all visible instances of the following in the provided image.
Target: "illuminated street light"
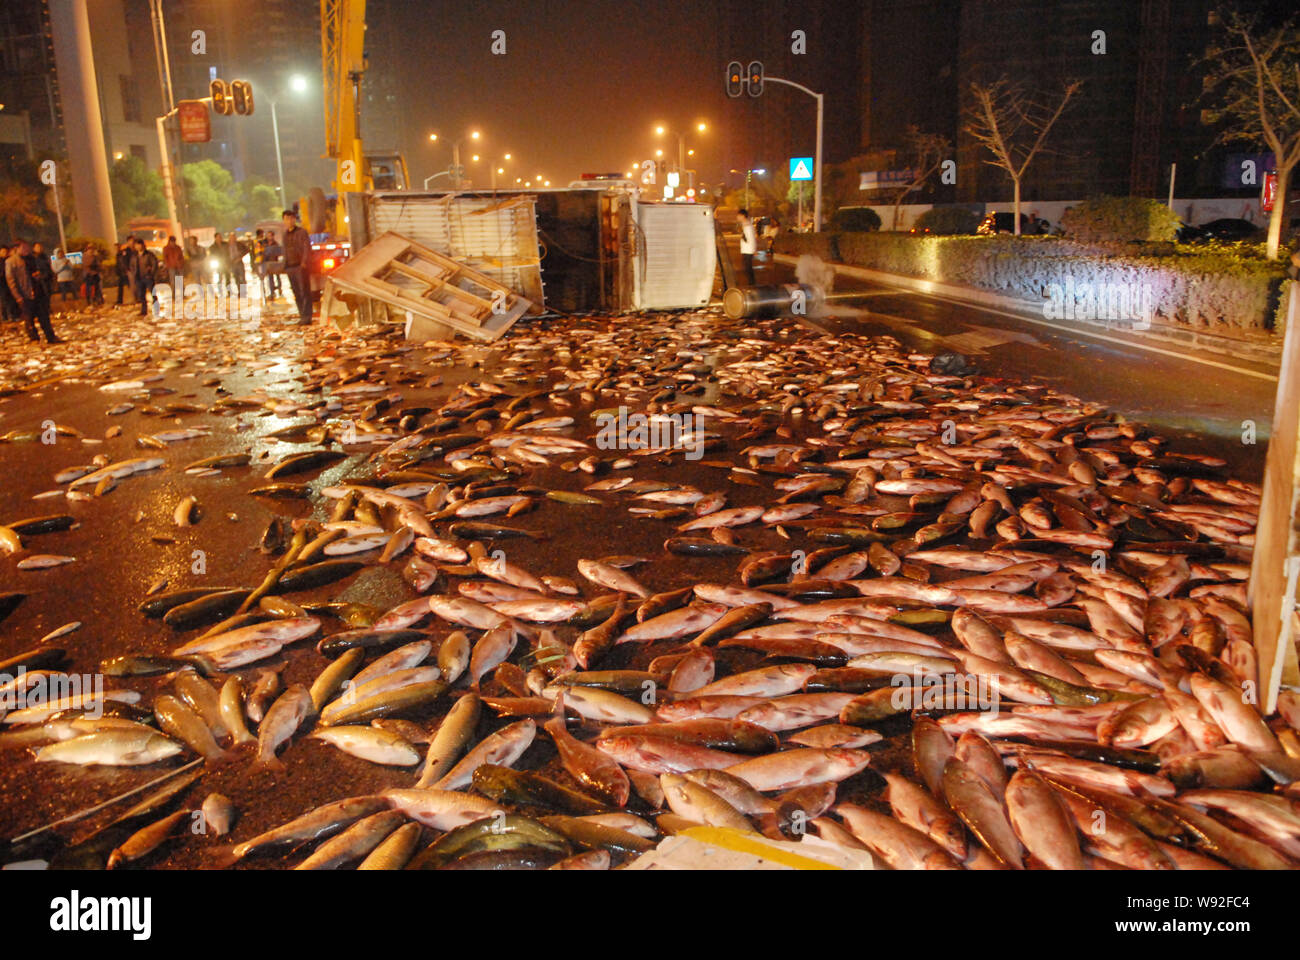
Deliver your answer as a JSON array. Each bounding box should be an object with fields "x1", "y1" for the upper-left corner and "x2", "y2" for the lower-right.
[
  {"x1": 270, "y1": 74, "x2": 310, "y2": 206},
  {"x1": 429, "y1": 129, "x2": 486, "y2": 187},
  {"x1": 481, "y1": 153, "x2": 512, "y2": 191},
  {"x1": 656, "y1": 122, "x2": 708, "y2": 191}
]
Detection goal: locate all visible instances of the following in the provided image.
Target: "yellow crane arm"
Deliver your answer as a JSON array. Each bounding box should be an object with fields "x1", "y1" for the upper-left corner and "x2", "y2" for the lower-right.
[{"x1": 321, "y1": 0, "x2": 367, "y2": 195}]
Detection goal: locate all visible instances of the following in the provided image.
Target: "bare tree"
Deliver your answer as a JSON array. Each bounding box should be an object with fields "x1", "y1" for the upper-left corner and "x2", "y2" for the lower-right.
[
  {"x1": 965, "y1": 77, "x2": 1083, "y2": 235},
  {"x1": 891, "y1": 126, "x2": 952, "y2": 230},
  {"x1": 1199, "y1": 10, "x2": 1300, "y2": 260}
]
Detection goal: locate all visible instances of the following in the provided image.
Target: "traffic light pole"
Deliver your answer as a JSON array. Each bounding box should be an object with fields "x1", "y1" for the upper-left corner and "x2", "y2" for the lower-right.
[{"x1": 764, "y1": 77, "x2": 823, "y2": 233}]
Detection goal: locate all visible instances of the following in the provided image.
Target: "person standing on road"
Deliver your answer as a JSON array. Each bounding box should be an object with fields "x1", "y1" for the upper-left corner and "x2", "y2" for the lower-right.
[
  {"x1": 183, "y1": 236, "x2": 202, "y2": 290},
  {"x1": 115, "y1": 240, "x2": 134, "y2": 306},
  {"x1": 227, "y1": 233, "x2": 248, "y2": 295},
  {"x1": 162, "y1": 235, "x2": 185, "y2": 286},
  {"x1": 282, "y1": 209, "x2": 312, "y2": 325},
  {"x1": 263, "y1": 230, "x2": 284, "y2": 300},
  {"x1": 737, "y1": 209, "x2": 758, "y2": 285},
  {"x1": 208, "y1": 233, "x2": 230, "y2": 295},
  {"x1": 0, "y1": 244, "x2": 18, "y2": 324},
  {"x1": 130, "y1": 238, "x2": 159, "y2": 317},
  {"x1": 51, "y1": 247, "x2": 76, "y2": 303},
  {"x1": 82, "y1": 244, "x2": 104, "y2": 305},
  {"x1": 30, "y1": 242, "x2": 55, "y2": 325},
  {"x1": 6, "y1": 240, "x2": 62, "y2": 343},
  {"x1": 252, "y1": 229, "x2": 266, "y2": 300}
]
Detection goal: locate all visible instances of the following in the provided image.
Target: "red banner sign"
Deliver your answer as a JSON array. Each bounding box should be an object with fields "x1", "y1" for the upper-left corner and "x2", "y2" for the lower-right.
[
  {"x1": 1262, "y1": 171, "x2": 1278, "y2": 213},
  {"x1": 177, "y1": 100, "x2": 211, "y2": 144}
]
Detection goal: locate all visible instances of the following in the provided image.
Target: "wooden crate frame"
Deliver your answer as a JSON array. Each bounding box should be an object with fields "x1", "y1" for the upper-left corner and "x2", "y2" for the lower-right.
[{"x1": 324, "y1": 231, "x2": 532, "y2": 341}]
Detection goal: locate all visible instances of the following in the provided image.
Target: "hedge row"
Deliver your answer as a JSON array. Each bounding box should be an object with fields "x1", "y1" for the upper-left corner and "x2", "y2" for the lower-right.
[{"x1": 775, "y1": 232, "x2": 1291, "y2": 333}]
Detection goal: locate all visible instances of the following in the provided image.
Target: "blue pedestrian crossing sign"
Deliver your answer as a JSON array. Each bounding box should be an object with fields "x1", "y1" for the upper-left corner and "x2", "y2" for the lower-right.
[{"x1": 789, "y1": 157, "x2": 814, "y2": 181}]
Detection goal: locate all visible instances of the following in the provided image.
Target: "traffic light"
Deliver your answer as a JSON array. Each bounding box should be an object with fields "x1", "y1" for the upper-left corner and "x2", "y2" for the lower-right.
[
  {"x1": 210, "y1": 78, "x2": 231, "y2": 115},
  {"x1": 726, "y1": 61, "x2": 744, "y2": 98},
  {"x1": 747, "y1": 61, "x2": 764, "y2": 97},
  {"x1": 230, "y1": 80, "x2": 254, "y2": 116}
]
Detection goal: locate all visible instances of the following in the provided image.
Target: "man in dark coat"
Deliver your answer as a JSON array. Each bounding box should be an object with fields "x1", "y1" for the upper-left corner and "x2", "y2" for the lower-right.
[
  {"x1": 115, "y1": 240, "x2": 134, "y2": 306},
  {"x1": 6, "y1": 240, "x2": 61, "y2": 343},
  {"x1": 129, "y1": 238, "x2": 159, "y2": 316},
  {"x1": 282, "y1": 210, "x2": 313, "y2": 325}
]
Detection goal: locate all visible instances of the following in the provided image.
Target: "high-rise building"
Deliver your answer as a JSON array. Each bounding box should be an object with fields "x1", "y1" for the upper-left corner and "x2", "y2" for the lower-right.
[
  {"x1": 89, "y1": 0, "x2": 164, "y2": 169},
  {"x1": 854, "y1": 0, "x2": 1268, "y2": 204},
  {"x1": 1, "y1": 1, "x2": 161, "y2": 185},
  {"x1": 713, "y1": 0, "x2": 863, "y2": 204},
  {"x1": 0, "y1": 0, "x2": 62, "y2": 163},
  {"x1": 160, "y1": 0, "x2": 331, "y2": 195},
  {"x1": 360, "y1": 0, "x2": 403, "y2": 158}
]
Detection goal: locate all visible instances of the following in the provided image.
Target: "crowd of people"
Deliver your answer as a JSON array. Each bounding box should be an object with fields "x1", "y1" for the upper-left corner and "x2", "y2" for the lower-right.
[{"x1": 2, "y1": 210, "x2": 316, "y2": 344}]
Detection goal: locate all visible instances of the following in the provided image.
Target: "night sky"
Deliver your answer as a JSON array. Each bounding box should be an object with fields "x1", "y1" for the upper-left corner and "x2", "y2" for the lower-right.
[{"x1": 367, "y1": 0, "x2": 824, "y2": 190}]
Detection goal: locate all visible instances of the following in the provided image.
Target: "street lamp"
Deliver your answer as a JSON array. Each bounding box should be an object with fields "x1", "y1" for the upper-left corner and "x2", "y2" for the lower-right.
[
  {"x1": 428, "y1": 128, "x2": 483, "y2": 188},
  {"x1": 656, "y1": 122, "x2": 707, "y2": 190},
  {"x1": 486, "y1": 153, "x2": 513, "y2": 191},
  {"x1": 269, "y1": 73, "x2": 308, "y2": 207}
]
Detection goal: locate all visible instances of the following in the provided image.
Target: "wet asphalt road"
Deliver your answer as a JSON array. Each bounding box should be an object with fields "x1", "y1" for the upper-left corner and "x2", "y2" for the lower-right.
[
  {"x1": 0, "y1": 262, "x2": 1275, "y2": 868},
  {"x1": 746, "y1": 247, "x2": 1276, "y2": 481},
  {"x1": 0, "y1": 303, "x2": 913, "y2": 868}
]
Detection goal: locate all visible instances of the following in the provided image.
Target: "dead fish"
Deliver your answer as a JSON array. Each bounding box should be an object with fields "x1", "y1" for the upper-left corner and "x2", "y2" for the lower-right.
[
  {"x1": 255, "y1": 685, "x2": 315, "y2": 768},
  {"x1": 201, "y1": 793, "x2": 237, "y2": 836},
  {"x1": 174, "y1": 495, "x2": 200, "y2": 526}
]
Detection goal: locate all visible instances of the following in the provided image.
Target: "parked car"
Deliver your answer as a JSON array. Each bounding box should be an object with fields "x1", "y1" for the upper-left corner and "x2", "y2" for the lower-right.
[
  {"x1": 1177, "y1": 218, "x2": 1265, "y2": 243},
  {"x1": 976, "y1": 212, "x2": 1046, "y2": 235}
]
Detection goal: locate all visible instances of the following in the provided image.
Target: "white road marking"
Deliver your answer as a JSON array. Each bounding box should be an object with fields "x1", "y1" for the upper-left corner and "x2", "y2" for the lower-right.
[{"x1": 909, "y1": 289, "x2": 1279, "y2": 383}]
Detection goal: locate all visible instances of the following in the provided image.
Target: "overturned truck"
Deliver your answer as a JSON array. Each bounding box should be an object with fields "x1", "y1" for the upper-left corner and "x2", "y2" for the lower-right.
[{"x1": 324, "y1": 183, "x2": 719, "y2": 340}]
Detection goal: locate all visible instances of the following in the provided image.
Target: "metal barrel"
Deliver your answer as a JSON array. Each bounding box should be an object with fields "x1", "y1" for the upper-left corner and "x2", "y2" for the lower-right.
[{"x1": 722, "y1": 284, "x2": 824, "y2": 320}]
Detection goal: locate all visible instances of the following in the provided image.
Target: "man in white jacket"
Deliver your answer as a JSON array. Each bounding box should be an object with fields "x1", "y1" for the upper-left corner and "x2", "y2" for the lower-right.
[{"x1": 737, "y1": 209, "x2": 758, "y2": 285}]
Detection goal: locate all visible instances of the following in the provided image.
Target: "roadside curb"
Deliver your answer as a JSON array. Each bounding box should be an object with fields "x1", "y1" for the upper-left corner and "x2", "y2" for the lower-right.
[{"x1": 775, "y1": 254, "x2": 1283, "y2": 368}]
